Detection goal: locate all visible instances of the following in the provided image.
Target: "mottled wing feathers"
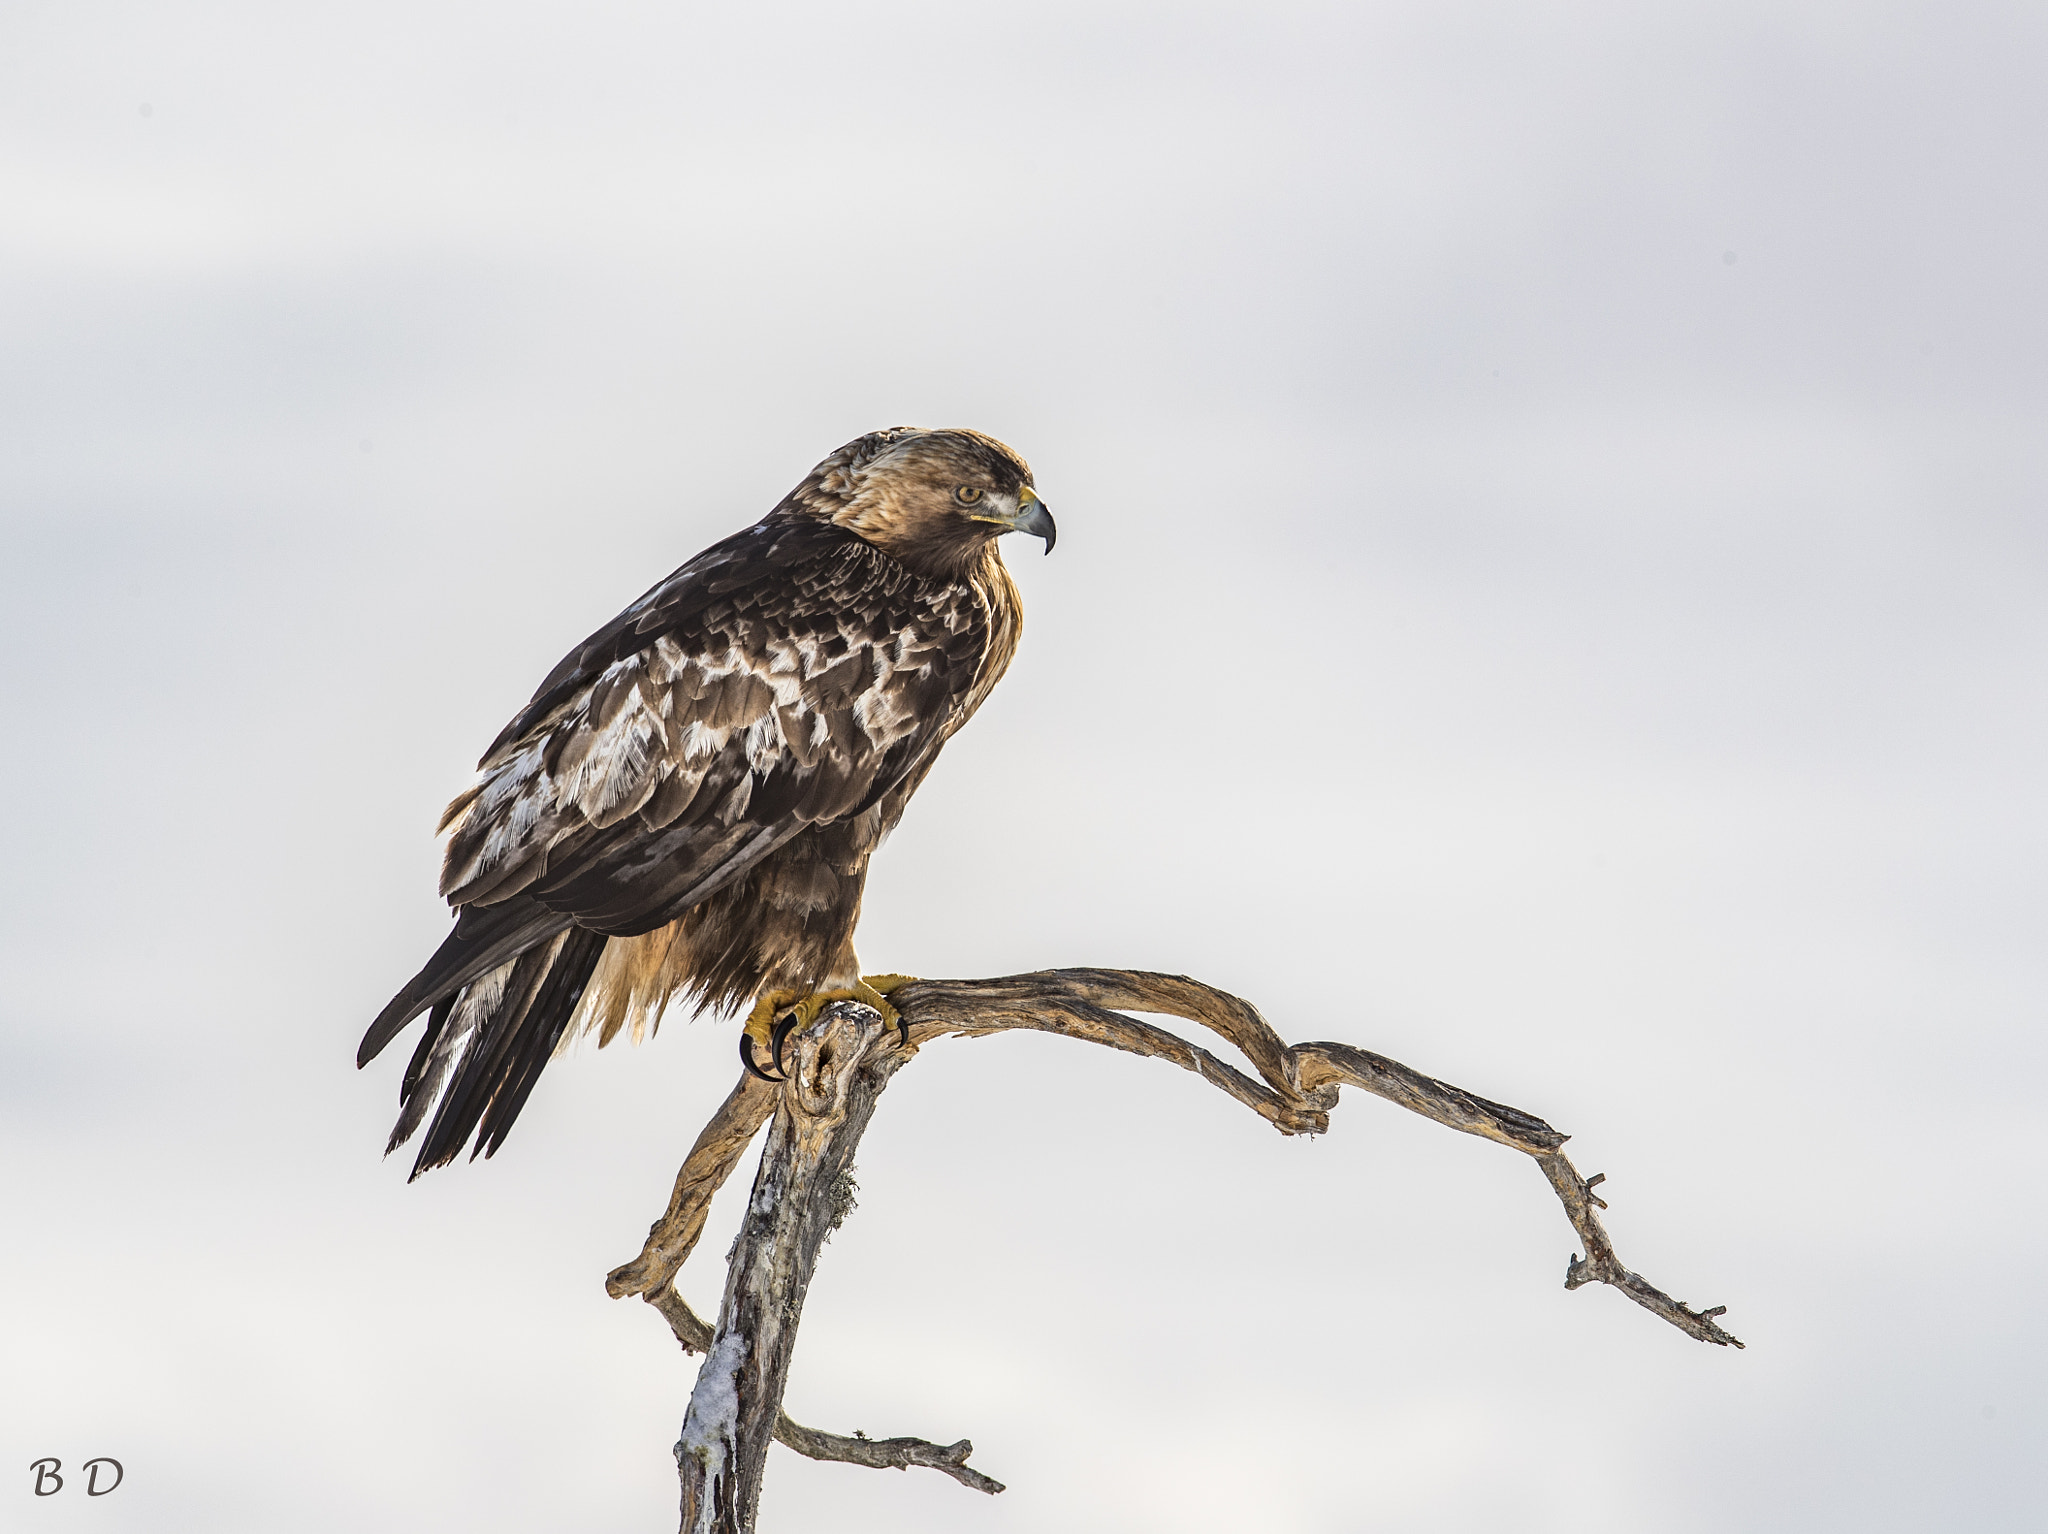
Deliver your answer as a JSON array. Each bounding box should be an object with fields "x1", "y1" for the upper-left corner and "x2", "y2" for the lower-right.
[
  {"x1": 361, "y1": 427, "x2": 1040, "y2": 1179},
  {"x1": 360, "y1": 515, "x2": 994, "y2": 1177},
  {"x1": 436, "y1": 515, "x2": 986, "y2": 936}
]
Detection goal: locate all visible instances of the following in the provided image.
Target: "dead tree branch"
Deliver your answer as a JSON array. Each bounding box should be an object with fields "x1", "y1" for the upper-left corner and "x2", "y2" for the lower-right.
[
  {"x1": 899, "y1": 971, "x2": 1743, "y2": 1347},
  {"x1": 647, "y1": 1225, "x2": 1004, "y2": 1496},
  {"x1": 669, "y1": 1004, "x2": 1008, "y2": 1532},
  {"x1": 611, "y1": 967, "x2": 1740, "y2": 1533}
]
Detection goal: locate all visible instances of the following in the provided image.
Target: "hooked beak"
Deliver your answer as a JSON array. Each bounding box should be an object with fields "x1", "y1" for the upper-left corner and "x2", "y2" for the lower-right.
[{"x1": 1006, "y1": 487, "x2": 1057, "y2": 554}]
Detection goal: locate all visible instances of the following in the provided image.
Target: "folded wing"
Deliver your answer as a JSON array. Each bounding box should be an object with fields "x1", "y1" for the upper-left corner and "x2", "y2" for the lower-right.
[{"x1": 358, "y1": 518, "x2": 988, "y2": 1069}]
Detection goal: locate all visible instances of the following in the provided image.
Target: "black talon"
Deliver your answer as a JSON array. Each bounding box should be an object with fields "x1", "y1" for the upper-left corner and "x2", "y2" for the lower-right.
[
  {"x1": 770, "y1": 1013, "x2": 800, "y2": 1076},
  {"x1": 740, "y1": 1030, "x2": 783, "y2": 1083},
  {"x1": 895, "y1": 1014, "x2": 910, "y2": 1048}
]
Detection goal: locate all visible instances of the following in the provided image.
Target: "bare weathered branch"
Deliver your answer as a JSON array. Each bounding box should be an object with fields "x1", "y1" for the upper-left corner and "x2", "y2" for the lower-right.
[
  {"x1": 648, "y1": 1285, "x2": 715, "y2": 1351},
  {"x1": 890, "y1": 970, "x2": 1742, "y2": 1349},
  {"x1": 675, "y1": 1005, "x2": 1013, "y2": 1533},
  {"x1": 652, "y1": 1289, "x2": 1004, "y2": 1495},
  {"x1": 898, "y1": 971, "x2": 1330, "y2": 1133},
  {"x1": 770, "y1": 1419, "x2": 1004, "y2": 1496},
  {"x1": 1284, "y1": 1034, "x2": 1742, "y2": 1348},
  {"x1": 609, "y1": 1073, "x2": 777, "y2": 1300},
  {"x1": 622, "y1": 965, "x2": 1739, "y2": 1531},
  {"x1": 1535, "y1": 1152, "x2": 1741, "y2": 1346},
  {"x1": 1291, "y1": 1039, "x2": 1566, "y2": 1153}
]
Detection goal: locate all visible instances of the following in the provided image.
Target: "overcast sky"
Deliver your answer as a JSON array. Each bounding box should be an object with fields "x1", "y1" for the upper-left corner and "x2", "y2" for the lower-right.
[{"x1": 4, "y1": 3, "x2": 2045, "y2": 1530}]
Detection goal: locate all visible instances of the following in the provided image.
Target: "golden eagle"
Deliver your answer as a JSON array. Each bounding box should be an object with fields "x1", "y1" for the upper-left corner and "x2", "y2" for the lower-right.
[{"x1": 359, "y1": 428, "x2": 1053, "y2": 1177}]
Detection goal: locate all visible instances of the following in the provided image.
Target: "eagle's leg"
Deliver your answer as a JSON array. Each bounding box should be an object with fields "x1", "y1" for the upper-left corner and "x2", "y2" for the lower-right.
[
  {"x1": 739, "y1": 976, "x2": 922, "y2": 1079},
  {"x1": 740, "y1": 989, "x2": 805, "y2": 1082},
  {"x1": 858, "y1": 974, "x2": 918, "y2": 1047}
]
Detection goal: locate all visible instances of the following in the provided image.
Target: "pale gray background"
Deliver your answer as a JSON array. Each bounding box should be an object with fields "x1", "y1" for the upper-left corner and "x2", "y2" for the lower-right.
[{"x1": 3, "y1": 2, "x2": 2043, "y2": 1529}]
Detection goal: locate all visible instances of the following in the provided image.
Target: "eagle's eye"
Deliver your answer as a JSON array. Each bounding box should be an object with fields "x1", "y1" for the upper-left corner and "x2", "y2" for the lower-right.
[{"x1": 955, "y1": 485, "x2": 984, "y2": 506}]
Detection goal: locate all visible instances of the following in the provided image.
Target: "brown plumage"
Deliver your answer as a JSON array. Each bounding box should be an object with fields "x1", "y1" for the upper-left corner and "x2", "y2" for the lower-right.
[{"x1": 359, "y1": 427, "x2": 1054, "y2": 1176}]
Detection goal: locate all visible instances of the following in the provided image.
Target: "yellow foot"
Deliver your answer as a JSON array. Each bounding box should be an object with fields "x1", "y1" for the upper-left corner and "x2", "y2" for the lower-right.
[
  {"x1": 852, "y1": 973, "x2": 918, "y2": 1037},
  {"x1": 738, "y1": 976, "x2": 921, "y2": 1081},
  {"x1": 742, "y1": 989, "x2": 804, "y2": 1045}
]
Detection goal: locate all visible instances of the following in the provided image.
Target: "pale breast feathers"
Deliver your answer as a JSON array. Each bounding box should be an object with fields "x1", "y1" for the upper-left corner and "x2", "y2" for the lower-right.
[{"x1": 433, "y1": 525, "x2": 986, "y2": 918}]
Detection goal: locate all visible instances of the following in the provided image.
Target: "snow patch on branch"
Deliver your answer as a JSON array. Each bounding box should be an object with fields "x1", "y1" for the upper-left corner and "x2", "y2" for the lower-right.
[
  {"x1": 682, "y1": 1329, "x2": 748, "y2": 1450},
  {"x1": 676, "y1": 1329, "x2": 749, "y2": 1533}
]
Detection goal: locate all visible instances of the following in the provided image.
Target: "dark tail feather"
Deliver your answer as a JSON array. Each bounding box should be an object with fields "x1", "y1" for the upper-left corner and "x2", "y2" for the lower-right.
[
  {"x1": 385, "y1": 994, "x2": 457, "y2": 1157},
  {"x1": 358, "y1": 895, "x2": 571, "y2": 1068},
  {"x1": 403, "y1": 926, "x2": 609, "y2": 1178},
  {"x1": 398, "y1": 995, "x2": 456, "y2": 1108},
  {"x1": 387, "y1": 945, "x2": 555, "y2": 1161},
  {"x1": 473, "y1": 926, "x2": 608, "y2": 1159}
]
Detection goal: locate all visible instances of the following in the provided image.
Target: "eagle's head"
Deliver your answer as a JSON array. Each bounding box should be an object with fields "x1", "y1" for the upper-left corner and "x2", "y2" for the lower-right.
[{"x1": 793, "y1": 427, "x2": 1055, "y2": 579}]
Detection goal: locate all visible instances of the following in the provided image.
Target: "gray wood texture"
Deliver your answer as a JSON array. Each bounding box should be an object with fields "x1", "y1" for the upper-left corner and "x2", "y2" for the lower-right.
[{"x1": 604, "y1": 969, "x2": 1741, "y2": 1532}]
